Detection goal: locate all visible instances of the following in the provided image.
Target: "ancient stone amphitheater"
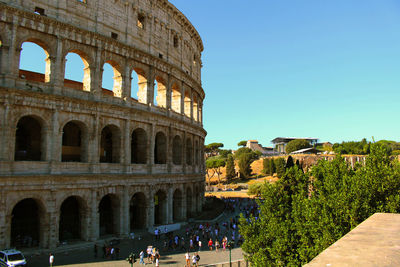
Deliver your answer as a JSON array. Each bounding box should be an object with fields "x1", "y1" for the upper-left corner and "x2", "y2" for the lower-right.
[{"x1": 0, "y1": 0, "x2": 206, "y2": 249}]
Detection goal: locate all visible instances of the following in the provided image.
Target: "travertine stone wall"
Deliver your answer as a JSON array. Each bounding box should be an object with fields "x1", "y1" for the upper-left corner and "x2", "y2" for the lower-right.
[{"x1": 0, "y1": 0, "x2": 206, "y2": 249}]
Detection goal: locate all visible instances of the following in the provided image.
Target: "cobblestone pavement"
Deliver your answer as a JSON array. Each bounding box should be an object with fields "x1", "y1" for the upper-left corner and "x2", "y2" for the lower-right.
[{"x1": 25, "y1": 199, "x2": 251, "y2": 267}]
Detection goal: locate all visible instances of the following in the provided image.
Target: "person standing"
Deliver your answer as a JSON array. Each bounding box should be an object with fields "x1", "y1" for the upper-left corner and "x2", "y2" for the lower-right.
[
  {"x1": 139, "y1": 250, "x2": 144, "y2": 265},
  {"x1": 49, "y1": 253, "x2": 54, "y2": 267},
  {"x1": 198, "y1": 240, "x2": 202, "y2": 252}
]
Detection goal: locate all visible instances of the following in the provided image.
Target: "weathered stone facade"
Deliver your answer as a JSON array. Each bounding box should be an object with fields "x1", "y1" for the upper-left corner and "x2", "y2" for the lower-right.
[{"x1": 0, "y1": 0, "x2": 206, "y2": 249}]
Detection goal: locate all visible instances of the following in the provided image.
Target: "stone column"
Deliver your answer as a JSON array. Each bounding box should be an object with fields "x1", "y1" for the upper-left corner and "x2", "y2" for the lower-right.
[
  {"x1": 181, "y1": 189, "x2": 187, "y2": 221},
  {"x1": 189, "y1": 90, "x2": 194, "y2": 122},
  {"x1": 180, "y1": 83, "x2": 185, "y2": 116},
  {"x1": 91, "y1": 44, "x2": 103, "y2": 100},
  {"x1": 182, "y1": 131, "x2": 187, "y2": 173},
  {"x1": 90, "y1": 114, "x2": 100, "y2": 173},
  {"x1": 147, "y1": 191, "x2": 155, "y2": 228},
  {"x1": 123, "y1": 63, "x2": 132, "y2": 101},
  {"x1": 50, "y1": 36, "x2": 64, "y2": 94},
  {"x1": 0, "y1": 104, "x2": 12, "y2": 161},
  {"x1": 0, "y1": 193, "x2": 6, "y2": 249},
  {"x1": 121, "y1": 186, "x2": 130, "y2": 236},
  {"x1": 90, "y1": 190, "x2": 99, "y2": 241},
  {"x1": 167, "y1": 187, "x2": 173, "y2": 224},
  {"x1": 166, "y1": 74, "x2": 172, "y2": 110},
  {"x1": 49, "y1": 110, "x2": 61, "y2": 174},
  {"x1": 4, "y1": 18, "x2": 18, "y2": 87},
  {"x1": 47, "y1": 210, "x2": 59, "y2": 249},
  {"x1": 4, "y1": 214, "x2": 12, "y2": 249}
]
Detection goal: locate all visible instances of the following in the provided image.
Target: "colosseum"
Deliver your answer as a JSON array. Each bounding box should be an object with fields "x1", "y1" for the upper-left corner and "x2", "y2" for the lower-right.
[{"x1": 0, "y1": 0, "x2": 206, "y2": 249}]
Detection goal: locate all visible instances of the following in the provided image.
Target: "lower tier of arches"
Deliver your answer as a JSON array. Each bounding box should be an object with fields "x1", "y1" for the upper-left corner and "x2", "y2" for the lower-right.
[{"x1": 0, "y1": 175, "x2": 204, "y2": 249}]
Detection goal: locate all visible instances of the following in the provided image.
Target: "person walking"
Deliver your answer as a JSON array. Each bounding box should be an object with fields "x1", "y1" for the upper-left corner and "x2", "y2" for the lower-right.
[
  {"x1": 49, "y1": 253, "x2": 54, "y2": 267},
  {"x1": 185, "y1": 251, "x2": 190, "y2": 267}
]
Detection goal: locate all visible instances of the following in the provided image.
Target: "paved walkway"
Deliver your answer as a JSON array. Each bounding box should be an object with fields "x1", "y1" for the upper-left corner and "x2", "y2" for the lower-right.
[{"x1": 25, "y1": 199, "x2": 251, "y2": 267}]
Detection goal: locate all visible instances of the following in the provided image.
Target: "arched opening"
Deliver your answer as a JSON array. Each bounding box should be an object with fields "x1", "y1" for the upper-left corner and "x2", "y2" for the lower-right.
[
  {"x1": 62, "y1": 121, "x2": 86, "y2": 162},
  {"x1": 100, "y1": 125, "x2": 121, "y2": 163},
  {"x1": 172, "y1": 135, "x2": 182, "y2": 165},
  {"x1": 19, "y1": 41, "x2": 49, "y2": 83},
  {"x1": 173, "y1": 189, "x2": 183, "y2": 222},
  {"x1": 186, "y1": 138, "x2": 193, "y2": 166},
  {"x1": 11, "y1": 198, "x2": 44, "y2": 248},
  {"x1": 59, "y1": 196, "x2": 85, "y2": 242},
  {"x1": 131, "y1": 69, "x2": 139, "y2": 100},
  {"x1": 154, "y1": 190, "x2": 167, "y2": 225},
  {"x1": 64, "y1": 51, "x2": 91, "y2": 92},
  {"x1": 186, "y1": 187, "x2": 193, "y2": 218},
  {"x1": 193, "y1": 94, "x2": 198, "y2": 121},
  {"x1": 154, "y1": 76, "x2": 167, "y2": 108},
  {"x1": 102, "y1": 61, "x2": 122, "y2": 97},
  {"x1": 99, "y1": 194, "x2": 120, "y2": 236},
  {"x1": 154, "y1": 132, "x2": 167, "y2": 164},
  {"x1": 132, "y1": 68, "x2": 148, "y2": 104},
  {"x1": 184, "y1": 90, "x2": 191, "y2": 117},
  {"x1": 131, "y1": 128, "x2": 147, "y2": 164},
  {"x1": 15, "y1": 116, "x2": 43, "y2": 161},
  {"x1": 130, "y1": 193, "x2": 147, "y2": 231},
  {"x1": 194, "y1": 186, "x2": 200, "y2": 213},
  {"x1": 171, "y1": 83, "x2": 181, "y2": 113},
  {"x1": 199, "y1": 104, "x2": 203, "y2": 124}
]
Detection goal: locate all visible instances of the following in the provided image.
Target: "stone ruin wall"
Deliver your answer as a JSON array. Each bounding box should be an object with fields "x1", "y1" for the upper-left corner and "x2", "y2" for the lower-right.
[{"x1": 0, "y1": 0, "x2": 206, "y2": 249}]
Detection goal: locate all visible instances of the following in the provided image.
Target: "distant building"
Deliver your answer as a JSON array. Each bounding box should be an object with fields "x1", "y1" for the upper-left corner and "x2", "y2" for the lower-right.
[
  {"x1": 246, "y1": 140, "x2": 276, "y2": 156},
  {"x1": 271, "y1": 137, "x2": 319, "y2": 154}
]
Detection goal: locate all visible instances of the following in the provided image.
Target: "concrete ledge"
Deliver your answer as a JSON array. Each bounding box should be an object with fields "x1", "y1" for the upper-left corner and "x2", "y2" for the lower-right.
[{"x1": 305, "y1": 213, "x2": 400, "y2": 267}]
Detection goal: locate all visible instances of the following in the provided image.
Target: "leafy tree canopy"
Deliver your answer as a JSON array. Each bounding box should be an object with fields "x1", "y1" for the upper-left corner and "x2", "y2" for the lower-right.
[
  {"x1": 239, "y1": 143, "x2": 400, "y2": 266},
  {"x1": 238, "y1": 140, "x2": 247, "y2": 147},
  {"x1": 285, "y1": 139, "x2": 311, "y2": 154}
]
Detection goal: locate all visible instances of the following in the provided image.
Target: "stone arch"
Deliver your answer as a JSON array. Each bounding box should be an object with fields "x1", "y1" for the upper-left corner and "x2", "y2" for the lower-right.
[
  {"x1": 61, "y1": 120, "x2": 89, "y2": 162},
  {"x1": 59, "y1": 195, "x2": 87, "y2": 242},
  {"x1": 18, "y1": 39, "x2": 52, "y2": 83},
  {"x1": 173, "y1": 188, "x2": 184, "y2": 222},
  {"x1": 100, "y1": 124, "x2": 121, "y2": 163},
  {"x1": 154, "y1": 75, "x2": 167, "y2": 108},
  {"x1": 130, "y1": 192, "x2": 147, "y2": 230},
  {"x1": 184, "y1": 89, "x2": 191, "y2": 117},
  {"x1": 64, "y1": 49, "x2": 91, "y2": 92},
  {"x1": 98, "y1": 193, "x2": 120, "y2": 236},
  {"x1": 14, "y1": 115, "x2": 46, "y2": 161},
  {"x1": 186, "y1": 187, "x2": 193, "y2": 218},
  {"x1": 10, "y1": 197, "x2": 47, "y2": 248},
  {"x1": 186, "y1": 137, "x2": 193, "y2": 165},
  {"x1": 154, "y1": 189, "x2": 167, "y2": 225},
  {"x1": 154, "y1": 131, "x2": 167, "y2": 164},
  {"x1": 132, "y1": 67, "x2": 149, "y2": 104},
  {"x1": 172, "y1": 135, "x2": 183, "y2": 165},
  {"x1": 171, "y1": 82, "x2": 181, "y2": 113},
  {"x1": 102, "y1": 60, "x2": 123, "y2": 97},
  {"x1": 131, "y1": 128, "x2": 147, "y2": 164}
]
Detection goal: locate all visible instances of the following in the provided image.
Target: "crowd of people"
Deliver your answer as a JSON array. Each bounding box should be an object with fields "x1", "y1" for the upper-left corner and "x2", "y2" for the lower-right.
[{"x1": 89, "y1": 197, "x2": 259, "y2": 266}]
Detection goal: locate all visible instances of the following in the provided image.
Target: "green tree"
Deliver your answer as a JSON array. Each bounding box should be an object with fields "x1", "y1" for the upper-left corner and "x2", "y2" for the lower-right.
[
  {"x1": 206, "y1": 157, "x2": 226, "y2": 185},
  {"x1": 238, "y1": 140, "x2": 247, "y2": 147},
  {"x1": 286, "y1": 156, "x2": 294, "y2": 169},
  {"x1": 275, "y1": 157, "x2": 286, "y2": 178},
  {"x1": 204, "y1": 143, "x2": 224, "y2": 159},
  {"x1": 285, "y1": 139, "x2": 311, "y2": 154},
  {"x1": 234, "y1": 147, "x2": 260, "y2": 161},
  {"x1": 238, "y1": 153, "x2": 253, "y2": 178},
  {"x1": 262, "y1": 158, "x2": 270, "y2": 175},
  {"x1": 239, "y1": 143, "x2": 400, "y2": 266},
  {"x1": 225, "y1": 154, "x2": 236, "y2": 182}
]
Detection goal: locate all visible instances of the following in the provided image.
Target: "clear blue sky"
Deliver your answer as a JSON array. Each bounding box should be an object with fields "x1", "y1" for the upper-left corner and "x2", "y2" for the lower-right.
[
  {"x1": 20, "y1": 1, "x2": 400, "y2": 150},
  {"x1": 169, "y1": 0, "x2": 400, "y2": 149}
]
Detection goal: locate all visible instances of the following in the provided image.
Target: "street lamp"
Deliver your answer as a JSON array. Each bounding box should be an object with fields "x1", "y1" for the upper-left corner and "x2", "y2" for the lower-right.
[{"x1": 227, "y1": 241, "x2": 234, "y2": 267}]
